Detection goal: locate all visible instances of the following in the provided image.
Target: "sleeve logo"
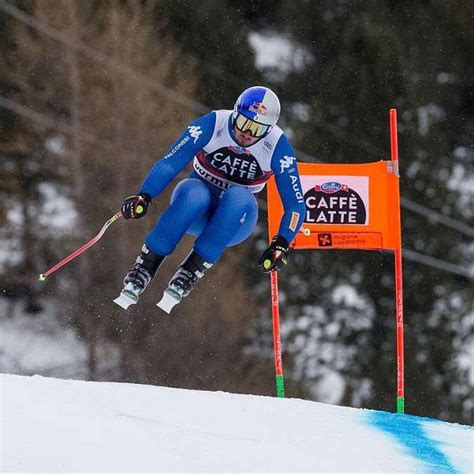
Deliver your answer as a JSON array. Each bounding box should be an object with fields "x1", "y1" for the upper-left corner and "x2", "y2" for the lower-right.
[
  {"x1": 188, "y1": 125, "x2": 203, "y2": 143},
  {"x1": 289, "y1": 211, "x2": 300, "y2": 231},
  {"x1": 280, "y1": 155, "x2": 296, "y2": 174},
  {"x1": 163, "y1": 135, "x2": 190, "y2": 159}
]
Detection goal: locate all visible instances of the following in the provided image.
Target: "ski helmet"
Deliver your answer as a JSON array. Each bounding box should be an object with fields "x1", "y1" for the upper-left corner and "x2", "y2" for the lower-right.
[{"x1": 232, "y1": 86, "x2": 281, "y2": 138}]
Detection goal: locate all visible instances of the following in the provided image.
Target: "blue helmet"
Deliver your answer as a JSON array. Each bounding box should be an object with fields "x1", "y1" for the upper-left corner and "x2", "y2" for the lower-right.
[{"x1": 232, "y1": 86, "x2": 281, "y2": 137}]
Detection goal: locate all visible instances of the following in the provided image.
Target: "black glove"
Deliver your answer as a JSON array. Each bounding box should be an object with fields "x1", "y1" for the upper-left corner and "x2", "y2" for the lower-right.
[
  {"x1": 259, "y1": 235, "x2": 289, "y2": 273},
  {"x1": 121, "y1": 193, "x2": 151, "y2": 219}
]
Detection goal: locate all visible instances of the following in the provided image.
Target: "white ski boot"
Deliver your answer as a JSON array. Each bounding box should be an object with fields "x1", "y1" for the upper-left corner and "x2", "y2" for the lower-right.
[{"x1": 157, "y1": 251, "x2": 212, "y2": 314}]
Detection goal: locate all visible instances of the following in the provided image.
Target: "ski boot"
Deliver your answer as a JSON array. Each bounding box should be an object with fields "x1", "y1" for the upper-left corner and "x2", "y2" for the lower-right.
[
  {"x1": 114, "y1": 244, "x2": 165, "y2": 310},
  {"x1": 157, "y1": 250, "x2": 212, "y2": 314}
]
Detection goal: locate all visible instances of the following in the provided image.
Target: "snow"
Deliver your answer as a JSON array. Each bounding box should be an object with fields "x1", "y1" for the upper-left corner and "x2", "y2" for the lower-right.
[
  {"x1": 0, "y1": 297, "x2": 119, "y2": 379},
  {"x1": 248, "y1": 32, "x2": 312, "y2": 80},
  {"x1": 0, "y1": 298, "x2": 87, "y2": 377},
  {"x1": 0, "y1": 180, "x2": 77, "y2": 273},
  {"x1": 36, "y1": 182, "x2": 78, "y2": 231},
  {"x1": 331, "y1": 284, "x2": 367, "y2": 310},
  {"x1": 248, "y1": 32, "x2": 295, "y2": 72},
  {"x1": 1, "y1": 374, "x2": 472, "y2": 472},
  {"x1": 416, "y1": 103, "x2": 444, "y2": 136}
]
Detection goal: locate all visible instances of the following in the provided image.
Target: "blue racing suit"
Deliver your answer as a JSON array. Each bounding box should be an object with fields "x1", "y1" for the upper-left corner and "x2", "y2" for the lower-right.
[{"x1": 138, "y1": 110, "x2": 306, "y2": 264}]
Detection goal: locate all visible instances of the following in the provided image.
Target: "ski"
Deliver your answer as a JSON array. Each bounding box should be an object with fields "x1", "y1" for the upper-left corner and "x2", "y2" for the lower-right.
[
  {"x1": 157, "y1": 287, "x2": 182, "y2": 314},
  {"x1": 113, "y1": 289, "x2": 139, "y2": 310}
]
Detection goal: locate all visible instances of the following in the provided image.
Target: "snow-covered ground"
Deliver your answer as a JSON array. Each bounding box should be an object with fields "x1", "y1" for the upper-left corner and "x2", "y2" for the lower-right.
[
  {"x1": 0, "y1": 299, "x2": 87, "y2": 377},
  {"x1": 1, "y1": 374, "x2": 472, "y2": 473},
  {"x1": 0, "y1": 297, "x2": 119, "y2": 380}
]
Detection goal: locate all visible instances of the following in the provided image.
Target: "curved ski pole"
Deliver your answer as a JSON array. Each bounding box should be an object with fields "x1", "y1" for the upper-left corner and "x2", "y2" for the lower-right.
[{"x1": 39, "y1": 211, "x2": 123, "y2": 281}]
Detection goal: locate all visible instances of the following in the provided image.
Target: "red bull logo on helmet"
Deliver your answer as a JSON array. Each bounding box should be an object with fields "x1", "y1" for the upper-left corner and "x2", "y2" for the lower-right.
[{"x1": 249, "y1": 102, "x2": 268, "y2": 116}]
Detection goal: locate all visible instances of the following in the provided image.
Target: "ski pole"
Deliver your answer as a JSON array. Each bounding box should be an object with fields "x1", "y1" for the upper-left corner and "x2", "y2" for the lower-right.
[{"x1": 39, "y1": 211, "x2": 123, "y2": 281}]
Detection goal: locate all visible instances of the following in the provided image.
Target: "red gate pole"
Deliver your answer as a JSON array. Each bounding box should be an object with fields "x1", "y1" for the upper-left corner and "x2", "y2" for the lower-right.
[
  {"x1": 270, "y1": 270, "x2": 285, "y2": 397},
  {"x1": 390, "y1": 108, "x2": 405, "y2": 414}
]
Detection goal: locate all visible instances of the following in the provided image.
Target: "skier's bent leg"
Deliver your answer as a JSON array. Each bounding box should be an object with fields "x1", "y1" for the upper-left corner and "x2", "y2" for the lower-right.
[
  {"x1": 145, "y1": 178, "x2": 212, "y2": 256},
  {"x1": 159, "y1": 187, "x2": 257, "y2": 311},
  {"x1": 120, "y1": 179, "x2": 212, "y2": 304},
  {"x1": 194, "y1": 186, "x2": 258, "y2": 263}
]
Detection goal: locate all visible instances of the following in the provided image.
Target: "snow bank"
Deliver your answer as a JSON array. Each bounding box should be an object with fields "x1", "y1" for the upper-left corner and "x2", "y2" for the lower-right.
[{"x1": 0, "y1": 374, "x2": 472, "y2": 472}]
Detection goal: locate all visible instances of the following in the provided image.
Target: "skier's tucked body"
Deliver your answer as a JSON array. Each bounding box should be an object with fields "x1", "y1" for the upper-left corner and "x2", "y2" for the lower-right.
[{"x1": 114, "y1": 86, "x2": 306, "y2": 312}]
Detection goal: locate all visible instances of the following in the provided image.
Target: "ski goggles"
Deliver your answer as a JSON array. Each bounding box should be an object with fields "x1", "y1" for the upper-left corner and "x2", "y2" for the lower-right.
[{"x1": 234, "y1": 113, "x2": 271, "y2": 138}]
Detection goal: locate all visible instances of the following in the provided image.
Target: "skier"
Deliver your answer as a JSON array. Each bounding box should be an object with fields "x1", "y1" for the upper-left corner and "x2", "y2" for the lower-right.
[{"x1": 114, "y1": 86, "x2": 306, "y2": 313}]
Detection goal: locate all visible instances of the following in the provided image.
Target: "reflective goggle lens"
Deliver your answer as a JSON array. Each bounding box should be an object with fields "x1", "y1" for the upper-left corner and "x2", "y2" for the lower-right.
[{"x1": 234, "y1": 114, "x2": 270, "y2": 137}]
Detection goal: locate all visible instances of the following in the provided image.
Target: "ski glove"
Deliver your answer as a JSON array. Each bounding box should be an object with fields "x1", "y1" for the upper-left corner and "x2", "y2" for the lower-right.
[
  {"x1": 121, "y1": 193, "x2": 151, "y2": 219},
  {"x1": 259, "y1": 235, "x2": 289, "y2": 273}
]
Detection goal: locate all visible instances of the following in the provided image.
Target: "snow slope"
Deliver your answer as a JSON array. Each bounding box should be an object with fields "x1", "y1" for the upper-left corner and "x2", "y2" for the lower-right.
[{"x1": 0, "y1": 374, "x2": 472, "y2": 473}]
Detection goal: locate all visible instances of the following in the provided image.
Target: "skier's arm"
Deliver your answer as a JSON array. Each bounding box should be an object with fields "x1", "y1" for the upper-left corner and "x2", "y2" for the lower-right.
[
  {"x1": 259, "y1": 136, "x2": 305, "y2": 272},
  {"x1": 270, "y1": 135, "x2": 306, "y2": 244},
  {"x1": 139, "y1": 112, "x2": 216, "y2": 199}
]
